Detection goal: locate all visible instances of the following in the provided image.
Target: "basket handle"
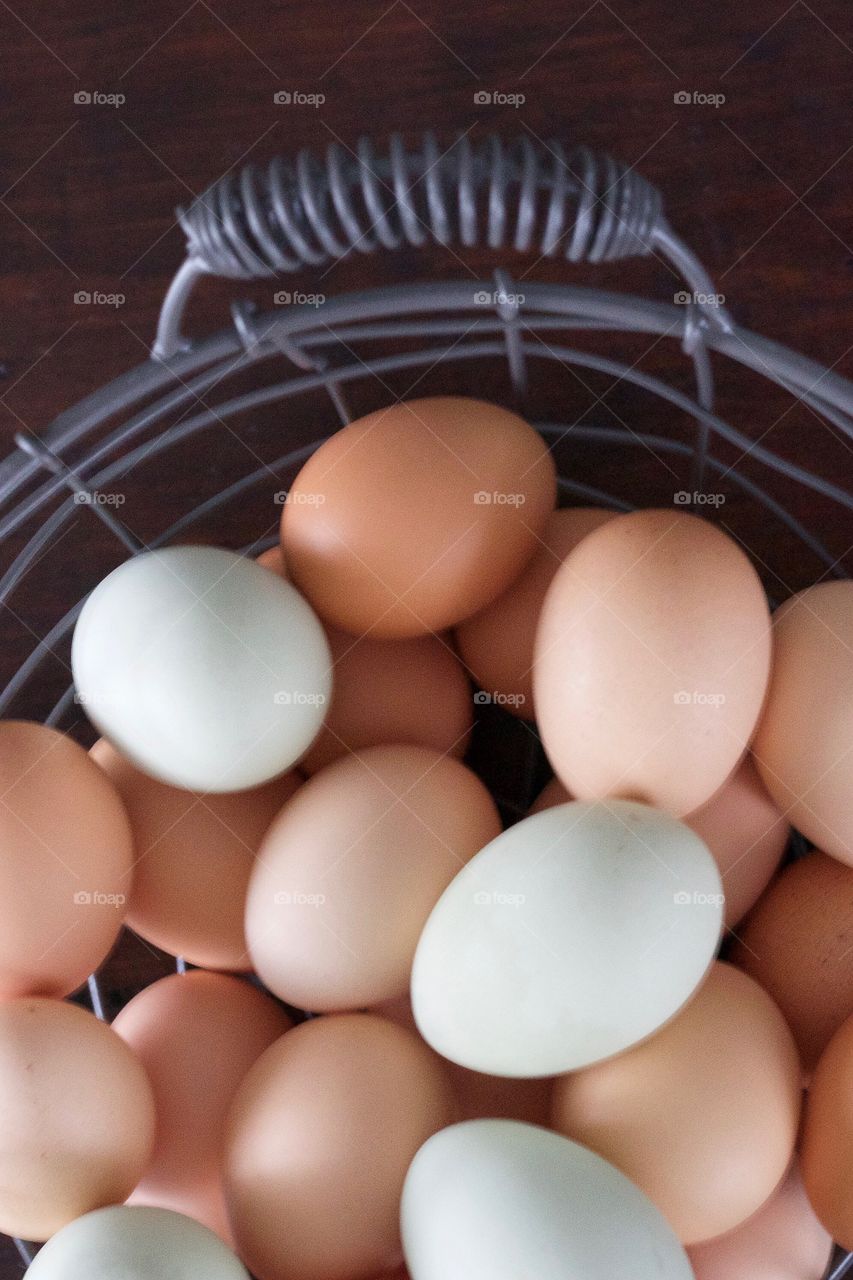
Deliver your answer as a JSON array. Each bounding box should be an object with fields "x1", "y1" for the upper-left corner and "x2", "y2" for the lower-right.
[{"x1": 153, "y1": 132, "x2": 730, "y2": 360}]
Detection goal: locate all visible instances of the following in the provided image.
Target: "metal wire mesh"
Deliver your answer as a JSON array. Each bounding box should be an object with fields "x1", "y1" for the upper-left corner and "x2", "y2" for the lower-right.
[{"x1": 1, "y1": 133, "x2": 851, "y2": 1277}]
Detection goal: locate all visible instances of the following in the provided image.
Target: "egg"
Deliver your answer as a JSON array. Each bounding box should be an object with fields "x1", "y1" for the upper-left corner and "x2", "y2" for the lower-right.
[
  {"x1": 534, "y1": 510, "x2": 772, "y2": 815},
  {"x1": 224, "y1": 1013, "x2": 455, "y2": 1280},
  {"x1": 281, "y1": 397, "x2": 556, "y2": 637},
  {"x1": 687, "y1": 1163, "x2": 833, "y2": 1280},
  {"x1": 0, "y1": 998, "x2": 155, "y2": 1240},
  {"x1": 23, "y1": 1205, "x2": 249, "y2": 1279},
  {"x1": 801, "y1": 1011, "x2": 853, "y2": 1250},
  {"x1": 752, "y1": 581, "x2": 853, "y2": 866},
  {"x1": 401, "y1": 1119, "x2": 693, "y2": 1280},
  {"x1": 300, "y1": 627, "x2": 473, "y2": 774},
  {"x1": 0, "y1": 721, "x2": 133, "y2": 998},
  {"x1": 112, "y1": 972, "x2": 292, "y2": 1241},
  {"x1": 552, "y1": 962, "x2": 802, "y2": 1243},
  {"x1": 246, "y1": 745, "x2": 500, "y2": 1010},
  {"x1": 72, "y1": 546, "x2": 332, "y2": 792},
  {"x1": 411, "y1": 800, "x2": 723, "y2": 1077},
  {"x1": 729, "y1": 851, "x2": 853, "y2": 1072},
  {"x1": 455, "y1": 507, "x2": 614, "y2": 716},
  {"x1": 530, "y1": 759, "x2": 787, "y2": 927},
  {"x1": 255, "y1": 546, "x2": 285, "y2": 574},
  {"x1": 372, "y1": 994, "x2": 553, "y2": 1126},
  {"x1": 91, "y1": 739, "x2": 300, "y2": 969}
]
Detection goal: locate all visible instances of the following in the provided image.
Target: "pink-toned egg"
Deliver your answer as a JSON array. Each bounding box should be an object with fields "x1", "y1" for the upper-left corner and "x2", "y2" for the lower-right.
[
  {"x1": 534, "y1": 510, "x2": 772, "y2": 815},
  {"x1": 687, "y1": 1163, "x2": 832, "y2": 1280},
  {"x1": 455, "y1": 508, "x2": 614, "y2": 717},
  {"x1": 112, "y1": 971, "x2": 292, "y2": 1243},
  {"x1": 92, "y1": 739, "x2": 301, "y2": 970}
]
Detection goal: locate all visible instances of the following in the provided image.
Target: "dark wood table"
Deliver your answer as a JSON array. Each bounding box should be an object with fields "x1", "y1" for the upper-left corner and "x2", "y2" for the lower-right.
[{"x1": 1, "y1": 0, "x2": 852, "y2": 1274}]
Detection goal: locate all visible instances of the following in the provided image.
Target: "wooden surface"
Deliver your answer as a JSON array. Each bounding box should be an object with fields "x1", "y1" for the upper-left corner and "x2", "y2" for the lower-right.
[{"x1": 1, "y1": 0, "x2": 853, "y2": 1273}]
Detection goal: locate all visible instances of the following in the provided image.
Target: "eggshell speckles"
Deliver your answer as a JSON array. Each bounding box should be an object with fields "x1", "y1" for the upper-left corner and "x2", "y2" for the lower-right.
[
  {"x1": 0, "y1": 998, "x2": 155, "y2": 1241},
  {"x1": 411, "y1": 800, "x2": 723, "y2": 1076},
  {"x1": 282, "y1": 398, "x2": 556, "y2": 637},
  {"x1": 534, "y1": 510, "x2": 772, "y2": 815}
]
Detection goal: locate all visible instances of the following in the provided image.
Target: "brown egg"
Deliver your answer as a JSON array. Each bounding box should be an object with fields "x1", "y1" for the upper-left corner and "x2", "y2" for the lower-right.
[
  {"x1": 255, "y1": 546, "x2": 285, "y2": 574},
  {"x1": 91, "y1": 739, "x2": 300, "y2": 970},
  {"x1": 529, "y1": 776, "x2": 572, "y2": 814},
  {"x1": 0, "y1": 721, "x2": 133, "y2": 998},
  {"x1": 282, "y1": 397, "x2": 556, "y2": 638},
  {"x1": 300, "y1": 627, "x2": 472, "y2": 774},
  {"x1": 112, "y1": 971, "x2": 292, "y2": 1243},
  {"x1": 551, "y1": 962, "x2": 802, "y2": 1244},
  {"x1": 455, "y1": 507, "x2": 614, "y2": 717},
  {"x1": 685, "y1": 757, "x2": 789, "y2": 927},
  {"x1": 752, "y1": 581, "x2": 853, "y2": 867},
  {"x1": 224, "y1": 1013, "x2": 455, "y2": 1280},
  {"x1": 729, "y1": 851, "x2": 853, "y2": 1073},
  {"x1": 246, "y1": 745, "x2": 501, "y2": 1010},
  {"x1": 0, "y1": 997, "x2": 155, "y2": 1240},
  {"x1": 801, "y1": 1011, "x2": 853, "y2": 1250},
  {"x1": 687, "y1": 1163, "x2": 832, "y2": 1280},
  {"x1": 534, "y1": 510, "x2": 772, "y2": 815},
  {"x1": 373, "y1": 993, "x2": 552, "y2": 1127}
]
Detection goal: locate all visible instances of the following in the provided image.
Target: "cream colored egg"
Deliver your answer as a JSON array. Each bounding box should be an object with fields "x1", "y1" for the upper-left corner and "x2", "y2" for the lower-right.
[
  {"x1": 411, "y1": 800, "x2": 722, "y2": 1076},
  {"x1": 24, "y1": 1206, "x2": 249, "y2": 1279},
  {"x1": 72, "y1": 546, "x2": 331, "y2": 792},
  {"x1": 401, "y1": 1120, "x2": 693, "y2": 1280}
]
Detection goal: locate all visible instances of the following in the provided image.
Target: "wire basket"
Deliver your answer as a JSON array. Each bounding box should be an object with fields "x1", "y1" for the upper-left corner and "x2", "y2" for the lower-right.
[{"x1": 0, "y1": 132, "x2": 850, "y2": 1278}]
